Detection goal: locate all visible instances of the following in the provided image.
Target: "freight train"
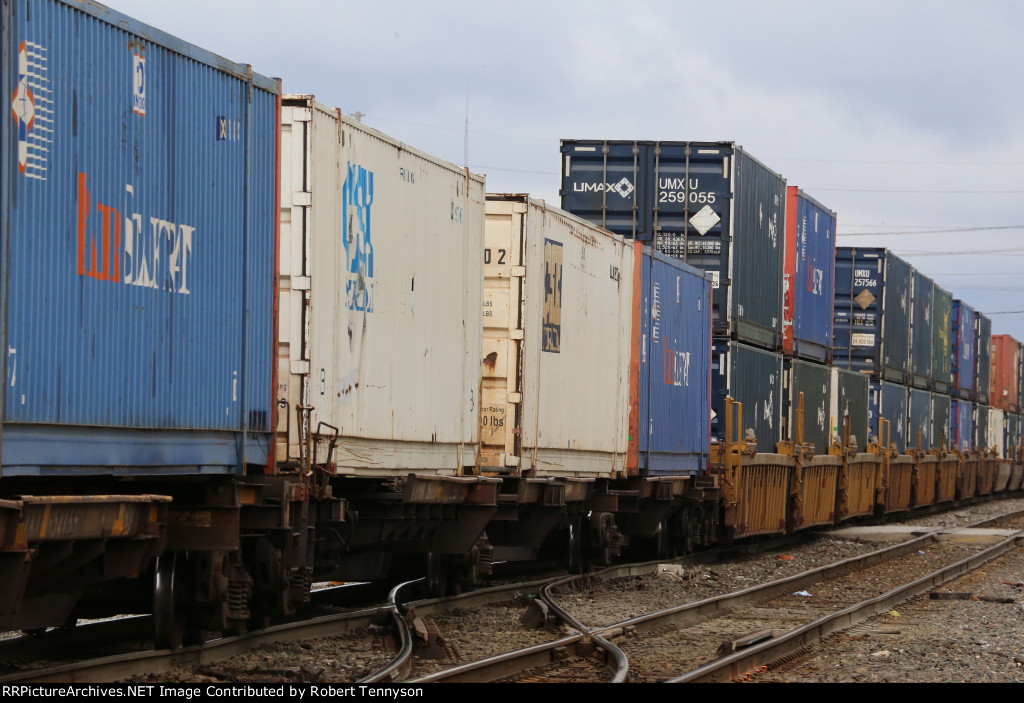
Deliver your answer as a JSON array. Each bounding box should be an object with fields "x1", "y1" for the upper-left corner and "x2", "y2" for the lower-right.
[{"x1": 3, "y1": 0, "x2": 1022, "y2": 649}]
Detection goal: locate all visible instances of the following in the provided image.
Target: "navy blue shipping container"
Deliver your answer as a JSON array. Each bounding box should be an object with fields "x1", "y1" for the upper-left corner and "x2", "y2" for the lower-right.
[
  {"x1": 712, "y1": 341, "x2": 784, "y2": 453},
  {"x1": 951, "y1": 399, "x2": 975, "y2": 452},
  {"x1": 634, "y1": 246, "x2": 712, "y2": 475},
  {"x1": 910, "y1": 271, "x2": 934, "y2": 390},
  {"x1": 833, "y1": 248, "x2": 912, "y2": 384},
  {"x1": 975, "y1": 314, "x2": 992, "y2": 405},
  {"x1": 975, "y1": 404, "x2": 990, "y2": 452},
  {"x1": 953, "y1": 301, "x2": 977, "y2": 400},
  {"x1": 783, "y1": 188, "x2": 836, "y2": 363},
  {"x1": 1, "y1": 0, "x2": 279, "y2": 475},
  {"x1": 869, "y1": 381, "x2": 908, "y2": 452},
  {"x1": 786, "y1": 359, "x2": 831, "y2": 453},
  {"x1": 561, "y1": 141, "x2": 786, "y2": 351},
  {"x1": 908, "y1": 388, "x2": 932, "y2": 451},
  {"x1": 932, "y1": 393, "x2": 952, "y2": 452}
]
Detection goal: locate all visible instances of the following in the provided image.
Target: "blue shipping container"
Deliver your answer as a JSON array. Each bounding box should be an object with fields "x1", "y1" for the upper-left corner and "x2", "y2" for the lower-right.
[
  {"x1": 784, "y1": 187, "x2": 836, "y2": 363},
  {"x1": 712, "y1": 341, "x2": 784, "y2": 453},
  {"x1": 869, "y1": 381, "x2": 908, "y2": 452},
  {"x1": 561, "y1": 141, "x2": 786, "y2": 351},
  {"x1": 1, "y1": 0, "x2": 279, "y2": 475},
  {"x1": 951, "y1": 399, "x2": 975, "y2": 452},
  {"x1": 953, "y1": 301, "x2": 977, "y2": 400},
  {"x1": 833, "y1": 248, "x2": 912, "y2": 383},
  {"x1": 633, "y1": 247, "x2": 711, "y2": 475},
  {"x1": 908, "y1": 388, "x2": 932, "y2": 451}
]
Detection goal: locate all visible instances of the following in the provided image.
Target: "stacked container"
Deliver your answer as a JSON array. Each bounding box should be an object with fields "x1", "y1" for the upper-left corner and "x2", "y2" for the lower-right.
[
  {"x1": 869, "y1": 381, "x2": 909, "y2": 452},
  {"x1": 786, "y1": 359, "x2": 832, "y2": 453},
  {"x1": 910, "y1": 271, "x2": 934, "y2": 390},
  {"x1": 931, "y1": 285, "x2": 954, "y2": 395},
  {"x1": 975, "y1": 313, "x2": 993, "y2": 405},
  {"x1": 712, "y1": 342, "x2": 784, "y2": 453},
  {"x1": 833, "y1": 248, "x2": 912, "y2": 384},
  {"x1": 783, "y1": 187, "x2": 836, "y2": 363},
  {"x1": 990, "y1": 335, "x2": 1021, "y2": 412},
  {"x1": 952, "y1": 301, "x2": 977, "y2": 400},
  {"x1": 829, "y1": 367, "x2": 870, "y2": 452}
]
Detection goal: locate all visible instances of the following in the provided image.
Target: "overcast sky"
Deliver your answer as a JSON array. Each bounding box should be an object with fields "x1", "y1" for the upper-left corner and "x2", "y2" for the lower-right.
[{"x1": 119, "y1": 0, "x2": 1024, "y2": 340}]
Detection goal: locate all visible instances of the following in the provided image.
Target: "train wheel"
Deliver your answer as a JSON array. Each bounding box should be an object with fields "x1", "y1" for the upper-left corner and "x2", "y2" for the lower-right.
[
  {"x1": 153, "y1": 552, "x2": 200, "y2": 649},
  {"x1": 652, "y1": 517, "x2": 676, "y2": 560},
  {"x1": 566, "y1": 516, "x2": 585, "y2": 574},
  {"x1": 425, "y1": 552, "x2": 448, "y2": 598}
]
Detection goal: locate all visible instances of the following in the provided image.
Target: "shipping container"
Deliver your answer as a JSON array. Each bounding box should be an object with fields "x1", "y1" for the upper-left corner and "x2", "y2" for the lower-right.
[
  {"x1": 952, "y1": 301, "x2": 977, "y2": 400},
  {"x1": 975, "y1": 313, "x2": 992, "y2": 404},
  {"x1": 951, "y1": 399, "x2": 975, "y2": 452},
  {"x1": 990, "y1": 335, "x2": 1021, "y2": 413},
  {"x1": 560, "y1": 141, "x2": 786, "y2": 351},
  {"x1": 632, "y1": 246, "x2": 712, "y2": 475},
  {"x1": 988, "y1": 407, "x2": 1005, "y2": 456},
  {"x1": 1007, "y1": 412, "x2": 1021, "y2": 458},
  {"x1": 785, "y1": 359, "x2": 831, "y2": 453},
  {"x1": 932, "y1": 285, "x2": 954, "y2": 394},
  {"x1": 910, "y1": 271, "x2": 934, "y2": 389},
  {"x1": 975, "y1": 403, "x2": 990, "y2": 453},
  {"x1": 712, "y1": 341, "x2": 784, "y2": 453},
  {"x1": 829, "y1": 367, "x2": 870, "y2": 452},
  {"x1": 279, "y1": 97, "x2": 485, "y2": 474},
  {"x1": 908, "y1": 388, "x2": 932, "y2": 451},
  {"x1": 833, "y1": 248, "x2": 912, "y2": 383},
  {"x1": 869, "y1": 381, "x2": 908, "y2": 452},
  {"x1": 481, "y1": 195, "x2": 634, "y2": 477},
  {"x1": 932, "y1": 393, "x2": 952, "y2": 452},
  {"x1": 783, "y1": 188, "x2": 836, "y2": 362},
  {"x1": 2, "y1": 0, "x2": 279, "y2": 475}
]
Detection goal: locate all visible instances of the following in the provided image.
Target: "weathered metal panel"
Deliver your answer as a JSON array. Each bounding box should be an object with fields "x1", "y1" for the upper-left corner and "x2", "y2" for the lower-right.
[
  {"x1": 951, "y1": 399, "x2": 975, "y2": 452},
  {"x1": 910, "y1": 271, "x2": 934, "y2": 389},
  {"x1": 2, "y1": 0, "x2": 279, "y2": 475},
  {"x1": 783, "y1": 188, "x2": 836, "y2": 362},
  {"x1": 988, "y1": 408, "x2": 1005, "y2": 456},
  {"x1": 793, "y1": 456, "x2": 839, "y2": 530},
  {"x1": 487, "y1": 196, "x2": 634, "y2": 478},
  {"x1": 870, "y1": 381, "x2": 908, "y2": 452},
  {"x1": 787, "y1": 359, "x2": 831, "y2": 454},
  {"x1": 932, "y1": 393, "x2": 952, "y2": 452},
  {"x1": 932, "y1": 286, "x2": 954, "y2": 394},
  {"x1": 560, "y1": 141, "x2": 786, "y2": 350},
  {"x1": 727, "y1": 456, "x2": 792, "y2": 538},
  {"x1": 990, "y1": 335, "x2": 1021, "y2": 413},
  {"x1": 280, "y1": 97, "x2": 485, "y2": 474},
  {"x1": 975, "y1": 404, "x2": 990, "y2": 453},
  {"x1": 884, "y1": 455, "x2": 914, "y2": 514},
  {"x1": 975, "y1": 314, "x2": 992, "y2": 405},
  {"x1": 636, "y1": 247, "x2": 712, "y2": 476},
  {"x1": 833, "y1": 248, "x2": 911, "y2": 383},
  {"x1": 829, "y1": 367, "x2": 869, "y2": 452},
  {"x1": 841, "y1": 454, "x2": 880, "y2": 520},
  {"x1": 712, "y1": 342, "x2": 784, "y2": 453},
  {"x1": 908, "y1": 388, "x2": 932, "y2": 452},
  {"x1": 911, "y1": 455, "x2": 936, "y2": 508},
  {"x1": 953, "y1": 301, "x2": 977, "y2": 400},
  {"x1": 936, "y1": 455, "x2": 959, "y2": 503},
  {"x1": 1006, "y1": 412, "x2": 1021, "y2": 459}
]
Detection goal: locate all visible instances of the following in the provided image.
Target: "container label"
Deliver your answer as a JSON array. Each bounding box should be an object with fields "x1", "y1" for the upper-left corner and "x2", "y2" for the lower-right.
[
  {"x1": 12, "y1": 40, "x2": 51, "y2": 181},
  {"x1": 342, "y1": 162, "x2": 375, "y2": 312},
  {"x1": 132, "y1": 53, "x2": 146, "y2": 116},
  {"x1": 852, "y1": 333, "x2": 876, "y2": 347},
  {"x1": 542, "y1": 238, "x2": 562, "y2": 353},
  {"x1": 75, "y1": 174, "x2": 195, "y2": 295},
  {"x1": 572, "y1": 178, "x2": 634, "y2": 199}
]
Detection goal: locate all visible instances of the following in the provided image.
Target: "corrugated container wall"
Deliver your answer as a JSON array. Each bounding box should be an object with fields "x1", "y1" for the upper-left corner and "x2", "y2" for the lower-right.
[
  {"x1": 279, "y1": 97, "x2": 485, "y2": 474},
  {"x1": 1006, "y1": 413, "x2": 1021, "y2": 457},
  {"x1": 932, "y1": 394, "x2": 952, "y2": 451},
  {"x1": 932, "y1": 286, "x2": 954, "y2": 394},
  {"x1": 634, "y1": 247, "x2": 712, "y2": 476},
  {"x1": 712, "y1": 342, "x2": 784, "y2": 453},
  {"x1": 988, "y1": 408, "x2": 1005, "y2": 456},
  {"x1": 975, "y1": 404, "x2": 990, "y2": 452},
  {"x1": 786, "y1": 360, "x2": 831, "y2": 453},
  {"x1": 975, "y1": 314, "x2": 992, "y2": 405},
  {"x1": 482, "y1": 196, "x2": 634, "y2": 478},
  {"x1": 952, "y1": 301, "x2": 977, "y2": 400},
  {"x1": 2, "y1": 0, "x2": 279, "y2": 475},
  {"x1": 908, "y1": 388, "x2": 932, "y2": 451},
  {"x1": 990, "y1": 335, "x2": 1021, "y2": 413},
  {"x1": 910, "y1": 271, "x2": 934, "y2": 389},
  {"x1": 830, "y1": 367, "x2": 869, "y2": 452},
  {"x1": 870, "y1": 381, "x2": 908, "y2": 452},
  {"x1": 833, "y1": 248, "x2": 912, "y2": 383},
  {"x1": 783, "y1": 188, "x2": 836, "y2": 363},
  {"x1": 560, "y1": 141, "x2": 786, "y2": 351},
  {"x1": 951, "y1": 399, "x2": 975, "y2": 452}
]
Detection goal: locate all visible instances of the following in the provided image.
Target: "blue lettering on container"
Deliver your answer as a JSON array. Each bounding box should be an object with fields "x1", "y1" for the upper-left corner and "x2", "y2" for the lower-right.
[{"x1": 342, "y1": 162, "x2": 375, "y2": 312}]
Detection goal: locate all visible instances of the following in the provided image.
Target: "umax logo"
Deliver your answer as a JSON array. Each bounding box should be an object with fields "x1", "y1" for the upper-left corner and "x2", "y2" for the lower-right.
[{"x1": 76, "y1": 173, "x2": 195, "y2": 294}]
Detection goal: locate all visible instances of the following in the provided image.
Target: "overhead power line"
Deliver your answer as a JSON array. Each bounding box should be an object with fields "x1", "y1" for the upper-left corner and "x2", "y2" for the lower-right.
[{"x1": 841, "y1": 225, "x2": 1024, "y2": 236}]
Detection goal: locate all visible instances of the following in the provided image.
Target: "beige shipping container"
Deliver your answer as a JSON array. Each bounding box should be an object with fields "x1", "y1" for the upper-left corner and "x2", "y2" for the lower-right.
[
  {"x1": 278, "y1": 96, "x2": 485, "y2": 474},
  {"x1": 481, "y1": 195, "x2": 634, "y2": 477}
]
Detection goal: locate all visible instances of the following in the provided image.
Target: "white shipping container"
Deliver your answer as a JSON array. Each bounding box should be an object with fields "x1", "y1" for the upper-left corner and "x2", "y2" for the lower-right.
[
  {"x1": 278, "y1": 96, "x2": 485, "y2": 473},
  {"x1": 989, "y1": 407, "x2": 1005, "y2": 455},
  {"x1": 481, "y1": 195, "x2": 634, "y2": 477}
]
